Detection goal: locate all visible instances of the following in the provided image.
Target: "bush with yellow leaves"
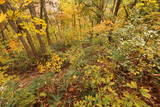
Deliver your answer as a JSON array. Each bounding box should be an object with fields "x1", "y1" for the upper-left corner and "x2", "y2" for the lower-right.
[
  {"x1": 37, "y1": 53, "x2": 63, "y2": 73},
  {"x1": 81, "y1": 65, "x2": 114, "y2": 89},
  {"x1": 74, "y1": 90, "x2": 149, "y2": 107},
  {"x1": 0, "y1": 66, "x2": 16, "y2": 86},
  {"x1": 74, "y1": 64, "x2": 151, "y2": 107}
]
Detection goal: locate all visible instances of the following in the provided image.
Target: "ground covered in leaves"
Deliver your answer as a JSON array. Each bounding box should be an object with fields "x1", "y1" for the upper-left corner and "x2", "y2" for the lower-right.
[
  {"x1": 0, "y1": 0, "x2": 160, "y2": 107},
  {"x1": 1, "y1": 31, "x2": 160, "y2": 106}
]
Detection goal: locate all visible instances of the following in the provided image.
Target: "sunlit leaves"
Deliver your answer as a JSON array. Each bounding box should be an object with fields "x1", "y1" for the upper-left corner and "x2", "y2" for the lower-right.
[
  {"x1": 0, "y1": 13, "x2": 6, "y2": 23},
  {"x1": 0, "y1": 66, "x2": 17, "y2": 86},
  {"x1": 19, "y1": 18, "x2": 47, "y2": 35},
  {"x1": 136, "y1": 0, "x2": 159, "y2": 11},
  {"x1": 92, "y1": 20, "x2": 113, "y2": 34},
  {"x1": 136, "y1": 3, "x2": 145, "y2": 7},
  {"x1": 8, "y1": 40, "x2": 19, "y2": 52},
  {"x1": 59, "y1": 1, "x2": 79, "y2": 20},
  {"x1": 37, "y1": 53, "x2": 63, "y2": 73},
  {"x1": 8, "y1": 0, "x2": 32, "y2": 8},
  {"x1": 31, "y1": 18, "x2": 47, "y2": 35},
  {"x1": 126, "y1": 81, "x2": 137, "y2": 89},
  {"x1": 123, "y1": 0, "x2": 135, "y2": 5},
  {"x1": 0, "y1": 0, "x2": 5, "y2": 4},
  {"x1": 140, "y1": 87, "x2": 151, "y2": 99}
]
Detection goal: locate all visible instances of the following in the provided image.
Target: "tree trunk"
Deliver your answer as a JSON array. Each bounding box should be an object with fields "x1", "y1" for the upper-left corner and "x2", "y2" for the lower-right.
[
  {"x1": 0, "y1": 30, "x2": 7, "y2": 40},
  {"x1": 18, "y1": 36, "x2": 33, "y2": 57},
  {"x1": 28, "y1": 1, "x2": 47, "y2": 53},
  {"x1": 114, "y1": 0, "x2": 122, "y2": 16},
  {"x1": 28, "y1": 3, "x2": 37, "y2": 18},
  {"x1": 43, "y1": 0, "x2": 52, "y2": 46},
  {"x1": 132, "y1": 0, "x2": 137, "y2": 8},
  {"x1": 25, "y1": 4, "x2": 38, "y2": 57},
  {"x1": 11, "y1": 22, "x2": 34, "y2": 57},
  {"x1": 124, "y1": 6, "x2": 129, "y2": 18},
  {"x1": 157, "y1": 0, "x2": 160, "y2": 12},
  {"x1": 36, "y1": 34, "x2": 46, "y2": 53},
  {"x1": 111, "y1": 0, "x2": 116, "y2": 14},
  {"x1": 40, "y1": 0, "x2": 44, "y2": 19},
  {"x1": 0, "y1": 2, "x2": 34, "y2": 57},
  {"x1": 26, "y1": 32, "x2": 37, "y2": 56}
]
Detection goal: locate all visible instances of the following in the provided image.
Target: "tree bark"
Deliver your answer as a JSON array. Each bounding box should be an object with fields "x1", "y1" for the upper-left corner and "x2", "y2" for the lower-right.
[
  {"x1": 26, "y1": 32, "x2": 37, "y2": 56},
  {"x1": 28, "y1": 1, "x2": 47, "y2": 53},
  {"x1": 157, "y1": 0, "x2": 160, "y2": 12},
  {"x1": 114, "y1": 0, "x2": 122, "y2": 16},
  {"x1": 40, "y1": 0, "x2": 52, "y2": 46},
  {"x1": 127, "y1": 0, "x2": 137, "y2": 9},
  {"x1": 124, "y1": 6, "x2": 129, "y2": 18},
  {"x1": 0, "y1": 30, "x2": 7, "y2": 40},
  {"x1": 36, "y1": 34, "x2": 46, "y2": 53},
  {"x1": 18, "y1": 36, "x2": 33, "y2": 57},
  {"x1": 0, "y1": 2, "x2": 34, "y2": 57},
  {"x1": 43, "y1": 0, "x2": 52, "y2": 46},
  {"x1": 28, "y1": 3, "x2": 37, "y2": 18},
  {"x1": 24, "y1": 3, "x2": 38, "y2": 57},
  {"x1": 111, "y1": 0, "x2": 116, "y2": 14}
]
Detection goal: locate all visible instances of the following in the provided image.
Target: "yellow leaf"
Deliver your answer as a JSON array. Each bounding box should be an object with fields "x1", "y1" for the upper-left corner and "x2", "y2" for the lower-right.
[
  {"x1": 0, "y1": 0, "x2": 5, "y2": 4},
  {"x1": 39, "y1": 92, "x2": 47, "y2": 97},
  {"x1": 140, "y1": 87, "x2": 151, "y2": 99},
  {"x1": 0, "y1": 13, "x2": 6, "y2": 23},
  {"x1": 126, "y1": 81, "x2": 137, "y2": 89},
  {"x1": 136, "y1": 3, "x2": 144, "y2": 8},
  {"x1": 8, "y1": 40, "x2": 19, "y2": 51}
]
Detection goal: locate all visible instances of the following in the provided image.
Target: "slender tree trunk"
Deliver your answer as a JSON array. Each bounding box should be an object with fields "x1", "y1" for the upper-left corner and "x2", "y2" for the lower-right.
[
  {"x1": 111, "y1": 0, "x2": 116, "y2": 14},
  {"x1": 0, "y1": 30, "x2": 7, "y2": 40},
  {"x1": 130, "y1": 0, "x2": 137, "y2": 9},
  {"x1": 40, "y1": 0, "x2": 44, "y2": 19},
  {"x1": 25, "y1": 3, "x2": 39, "y2": 57},
  {"x1": 43, "y1": 0, "x2": 52, "y2": 46},
  {"x1": 18, "y1": 36, "x2": 33, "y2": 57},
  {"x1": 114, "y1": 0, "x2": 122, "y2": 16},
  {"x1": 36, "y1": 34, "x2": 46, "y2": 53},
  {"x1": 124, "y1": 6, "x2": 129, "y2": 18},
  {"x1": 72, "y1": 14, "x2": 76, "y2": 28},
  {"x1": 26, "y1": 32, "x2": 37, "y2": 56},
  {"x1": 0, "y1": 22, "x2": 7, "y2": 40},
  {"x1": 0, "y1": 30, "x2": 14, "y2": 57},
  {"x1": 13, "y1": 24, "x2": 33, "y2": 57},
  {"x1": 28, "y1": 1, "x2": 47, "y2": 53},
  {"x1": 0, "y1": 2, "x2": 34, "y2": 57},
  {"x1": 78, "y1": 16, "x2": 82, "y2": 36},
  {"x1": 28, "y1": 3, "x2": 37, "y2": 18},
  {"x1": 157, "y1": 0, "x2": 160, "y2": 12}
]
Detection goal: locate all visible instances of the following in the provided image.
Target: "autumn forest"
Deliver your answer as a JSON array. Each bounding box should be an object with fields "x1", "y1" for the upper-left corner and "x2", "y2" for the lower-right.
[{"x1": 0, "y1": 0, "x2": 160, "y2": 106}]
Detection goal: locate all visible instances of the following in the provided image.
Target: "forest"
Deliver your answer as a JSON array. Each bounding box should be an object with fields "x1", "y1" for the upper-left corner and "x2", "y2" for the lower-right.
[{"x1": 0, "y1": 0, "x2": 160, "y2": 106}]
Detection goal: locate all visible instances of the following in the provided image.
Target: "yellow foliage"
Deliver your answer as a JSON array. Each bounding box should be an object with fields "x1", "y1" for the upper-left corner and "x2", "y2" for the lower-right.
[
  {"x1": 8, "y1": 40, "x2": 19, "y2": 52},
  {"x1": 6, "y1": 10, "x2": 20, "y2": 20},
  {"x1": 19, "y1": 18, "x2": 47, "y2": 35},
  {"x1": 0, "y1": 13, "x2": 6, "y2": 23},
  {"x1": 0, "y1": 66, "x2": 17, "y2": 86},
  {"x1": 38, "y1": 53, "x2": 63, "y2": 73},
  {"x1": 59, "y1": 1, "x2": 78, "y2": 17},
  {"x1": 0, "y1": 72, "x2": 14, "y2": 85},
  {"x1": 0, "y1": 0, "x2": 5, "y2": 4},
  {"x1": 140, "y1": 87, "x2": 151, "y2": 99},
  {"x1": 126, "y1": 81, "x2": 137, "y2": 89},
  {"x1": 136, "y1": 0, "x2": 159, "y2": 10},
  {"x1": 92, "y1": 20, "x2": 113, "y2": 33}
]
